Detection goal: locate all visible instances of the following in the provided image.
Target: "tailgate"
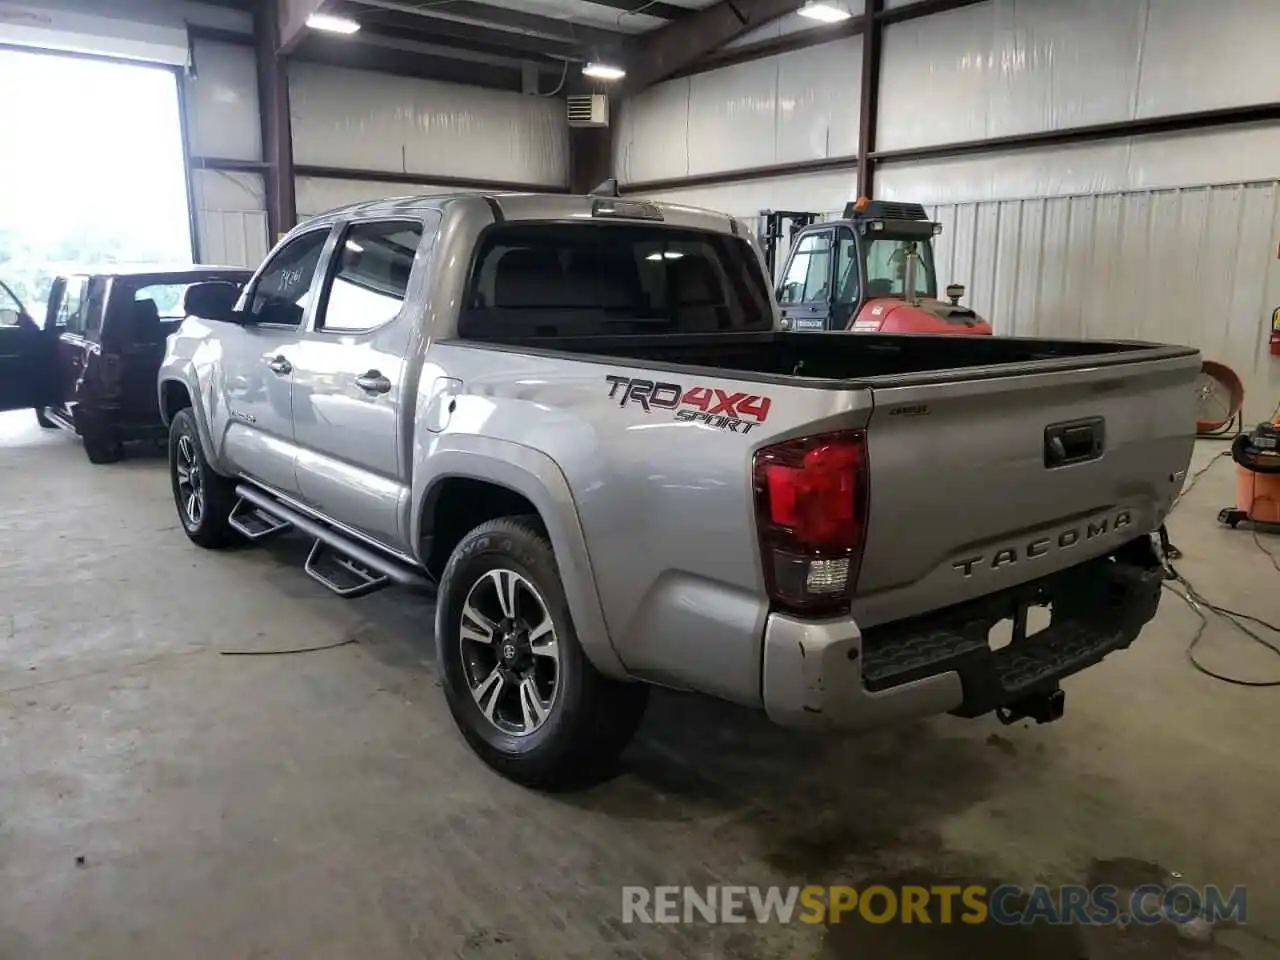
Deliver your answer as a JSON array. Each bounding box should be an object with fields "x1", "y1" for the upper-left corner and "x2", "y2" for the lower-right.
[{"x1": 852, "y1": 346, "x2": 1200, "y2": 628}]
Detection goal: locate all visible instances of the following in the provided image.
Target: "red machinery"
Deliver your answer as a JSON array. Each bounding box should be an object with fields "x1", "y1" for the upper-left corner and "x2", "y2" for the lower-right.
[{"x1": 762, "y1": 198, "x2": 993, "y2": 336}]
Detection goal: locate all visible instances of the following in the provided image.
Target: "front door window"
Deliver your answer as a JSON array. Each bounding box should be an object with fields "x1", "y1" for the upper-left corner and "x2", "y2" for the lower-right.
[{"x1": 247, "y1": 230, "x2": 329, "y2": 326}]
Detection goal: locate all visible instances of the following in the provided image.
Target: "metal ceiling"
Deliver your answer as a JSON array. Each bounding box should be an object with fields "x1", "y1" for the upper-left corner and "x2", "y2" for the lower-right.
[
  {"x1": 198, "y1": 0, "x2": 817, "y2": 93},
  {"x1": 313, "y1": 0, "x2": 694, "y2": 79}
]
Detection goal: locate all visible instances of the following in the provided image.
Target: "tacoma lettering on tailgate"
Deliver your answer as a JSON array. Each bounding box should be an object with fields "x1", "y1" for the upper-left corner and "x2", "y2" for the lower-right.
[
  {"x1": 952, "y1": 509, "x2": 1133, "y2": 577},
  {"x1": 604, "y1": 375, "x2": 772, "y2": 434}
]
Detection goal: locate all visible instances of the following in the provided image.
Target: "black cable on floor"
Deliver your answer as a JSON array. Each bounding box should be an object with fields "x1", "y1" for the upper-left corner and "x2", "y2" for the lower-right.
[
  {"x1": 1252, "y1": 528, "x2": 1280, "y2": 575},
  {"x1": 1162, "y1": 451, "x2": 1280, "y2": 687},
  {"x1": 220, "y1": 637, "x2": 358, "y2": 656},
  {"x1": 1162, "y1": 573, "x2": 1280, "y2": 688}
]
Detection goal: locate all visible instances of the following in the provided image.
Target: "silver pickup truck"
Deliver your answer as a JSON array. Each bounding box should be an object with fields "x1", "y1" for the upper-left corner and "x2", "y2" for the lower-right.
[{"x1": 159, "y1": 192, "x2": 1199, "y2": 788}]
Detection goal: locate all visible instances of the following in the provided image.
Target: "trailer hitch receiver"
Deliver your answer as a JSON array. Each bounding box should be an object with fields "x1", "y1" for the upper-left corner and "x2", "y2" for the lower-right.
[{"x1": 996, "y1": 687, "x2": 1065, "y2": 725}]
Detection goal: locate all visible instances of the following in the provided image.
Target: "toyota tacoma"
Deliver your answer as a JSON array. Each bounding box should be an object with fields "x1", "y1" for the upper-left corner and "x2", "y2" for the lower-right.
[{"x1": 158, "y1": 192, "x2": 1198, "y2": 787}]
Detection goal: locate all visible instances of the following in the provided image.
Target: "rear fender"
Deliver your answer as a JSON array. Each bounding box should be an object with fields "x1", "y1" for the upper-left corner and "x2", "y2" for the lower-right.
[{"x1": 411, "y1": 437, "x2": 626, "y2": 679}]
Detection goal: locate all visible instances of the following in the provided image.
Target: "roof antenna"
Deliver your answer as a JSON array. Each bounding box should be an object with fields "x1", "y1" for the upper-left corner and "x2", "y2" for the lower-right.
[{"x1": 590, "y1": 177, "x2": 620, "y2": 197}]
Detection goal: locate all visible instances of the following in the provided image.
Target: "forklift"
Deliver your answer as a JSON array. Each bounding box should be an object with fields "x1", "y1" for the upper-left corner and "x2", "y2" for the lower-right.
[{"x1": 757, "y1": 198, "x2": 992, "y2": 335}]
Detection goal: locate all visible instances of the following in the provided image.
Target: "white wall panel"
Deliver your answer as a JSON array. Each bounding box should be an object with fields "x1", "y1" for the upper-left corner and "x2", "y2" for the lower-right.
[
  {"x1": 880, "y1": 0, "x2": 1280, "y2": 153},
  {"x1": 1138, "y1": 0, "x2": 1280, "y2": 117},
  {"x1": 618, "y1": 37, "x2": 860, "y2": 184},
  {"x1": 618, "y1": 77, "x2": 692, "y2": 184},
  {"x1": 183, "y1": 40, "x2": 260, "y2": 162},
  {"x1": 925, "y1": 183, "x2": 1280, "y2": 423},
  {"x1": 877, "y1": 125, "x2": 1280, "y2": 205},
  {"x1": 295, "y1": 177, "x2": 481, "y2": 219},
  {"x1": 688, "y1": 58, "x2": 777, "y2": 175},
  {"x1": 190, "y1": 169, "x2": 269, "y2": 268},
  {"x1": 879, "y1": 0, "x2": 1147, "y2": 151},
  {"x1": 289, "y1": 63, "x2": 567, "y2": 186},
  {"x1": 776, "y1": 39, "x2": 861, "y2": 164}
]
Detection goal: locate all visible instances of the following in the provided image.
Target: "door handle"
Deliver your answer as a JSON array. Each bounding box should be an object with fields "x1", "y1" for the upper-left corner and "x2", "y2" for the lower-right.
[
  {"x1": 355, "y1": 370, "x2": 391, "y2": 394},
  {"x1": 266, "y1": 355, "x2": 292, "y2": 375}
]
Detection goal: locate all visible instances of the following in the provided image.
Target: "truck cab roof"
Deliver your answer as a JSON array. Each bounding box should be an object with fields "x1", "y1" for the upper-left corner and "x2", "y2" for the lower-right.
[{"x1": 298, "y1": 191, "x2": 748, "y2": 240}]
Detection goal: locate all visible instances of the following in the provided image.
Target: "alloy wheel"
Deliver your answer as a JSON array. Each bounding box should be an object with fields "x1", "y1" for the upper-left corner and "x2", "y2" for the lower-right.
[
  {"x1": 175, "y1": 434, "x2": 205, "y2": 527},
  {"x1": 458, "y1": 568, "x2": 560, "y2": 736}
]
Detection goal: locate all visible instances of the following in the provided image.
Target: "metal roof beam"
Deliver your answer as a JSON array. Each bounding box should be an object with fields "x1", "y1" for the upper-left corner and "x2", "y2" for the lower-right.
[
  {"x1": 622, "y1": 0, "x2": 805, "y2": 93},
  {"x1": 278, "y1": 0, "x2": 330, "y2": 54},
  {"x1": 346, "y1": 0, "x2": 620, "y2": 47}
]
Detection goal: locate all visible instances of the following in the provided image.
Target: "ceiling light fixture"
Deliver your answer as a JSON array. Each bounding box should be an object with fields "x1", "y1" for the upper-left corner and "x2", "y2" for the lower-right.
[
  {"x1": 306, "y1": 12, "x2": 361, "y2": 34},
  {"x1": 797, "y1": 0, "x2": 851, "y2": 22},
  {"x1": 583, "y1": 61, "x2": 626, "y2": 81}
]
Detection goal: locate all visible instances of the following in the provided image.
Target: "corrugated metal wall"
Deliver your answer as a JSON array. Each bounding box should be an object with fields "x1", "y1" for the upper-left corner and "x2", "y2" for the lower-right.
[
  {"x1": 924, "y1": 182, "x2": 1280, "y2": 423},
  {"x1": 183, "y1": 38, "x2": 269, "y2": 266},
  {"x1": 188, "y1": 170, "x2": 270, "y2": 268}
]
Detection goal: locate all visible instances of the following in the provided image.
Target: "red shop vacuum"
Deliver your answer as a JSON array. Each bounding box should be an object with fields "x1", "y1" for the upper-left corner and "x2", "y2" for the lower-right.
[{"x1": 1218, "y1": 421, "x2": 1280, "y2": 528}]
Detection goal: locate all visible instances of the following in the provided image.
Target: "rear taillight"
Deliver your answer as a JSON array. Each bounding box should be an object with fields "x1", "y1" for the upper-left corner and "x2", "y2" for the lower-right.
[{"x1": 752, "y1": 430, "x2": 869, "y2": 616}]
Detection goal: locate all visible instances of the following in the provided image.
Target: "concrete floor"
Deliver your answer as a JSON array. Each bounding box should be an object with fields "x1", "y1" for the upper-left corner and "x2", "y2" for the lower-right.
[{"x1": 1, "y1": 411, "x2": 1278, "y2": 960}]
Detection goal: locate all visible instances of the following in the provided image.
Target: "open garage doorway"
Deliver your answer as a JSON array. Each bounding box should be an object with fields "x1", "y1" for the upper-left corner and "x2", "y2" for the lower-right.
[{"x1": 0, "y1": 47, "x2": 193, "y2": 313}]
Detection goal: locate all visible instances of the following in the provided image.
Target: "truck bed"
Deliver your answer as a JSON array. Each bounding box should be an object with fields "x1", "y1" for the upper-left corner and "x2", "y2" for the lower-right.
[
  {"x1": 469, "y1": 329, "x2": 1189, "y2": 386},
  {"x1": 453, "y1": 327, "x2": 1199, "y2": 633}
]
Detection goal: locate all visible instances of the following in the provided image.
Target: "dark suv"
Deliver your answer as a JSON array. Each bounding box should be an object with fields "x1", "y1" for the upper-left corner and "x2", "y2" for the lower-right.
[{"x1": 0, "y1": 266, "x2": 251, "y2": 463}]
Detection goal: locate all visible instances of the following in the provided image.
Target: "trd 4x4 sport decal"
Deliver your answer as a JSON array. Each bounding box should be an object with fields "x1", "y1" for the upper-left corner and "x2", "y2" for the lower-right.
[{"x1": 604, "y1": 375, "x2": 772, "y2": 434}]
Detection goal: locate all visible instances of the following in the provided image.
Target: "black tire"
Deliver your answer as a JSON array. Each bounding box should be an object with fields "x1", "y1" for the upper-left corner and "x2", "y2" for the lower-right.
[
  {"x1": 82, "y1": 430, "x2": 123, "y2": 465},
  {"x1": 168, "y1": 408, "x2": 239, "y2": 548},
  {"x1": 436, "y1": 516, "x2": 648, "y2": 789},
  {"x1": 34, "y1": 407, "x2": 56, "y2": 429}
]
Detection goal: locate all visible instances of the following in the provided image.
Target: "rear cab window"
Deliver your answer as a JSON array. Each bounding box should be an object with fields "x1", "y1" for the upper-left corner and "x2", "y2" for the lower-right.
[{"x1": 458, "y1": 222, "x2": 773, "y2": 341}]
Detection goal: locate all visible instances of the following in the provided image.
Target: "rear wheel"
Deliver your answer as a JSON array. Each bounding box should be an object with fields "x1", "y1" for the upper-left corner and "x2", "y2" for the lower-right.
[
  {"x1": 436, "y1": 516, "x2": 648, "y2": 789},
  {"x1": 169, "y1": 408, "x2": 239, "y2": 548}
]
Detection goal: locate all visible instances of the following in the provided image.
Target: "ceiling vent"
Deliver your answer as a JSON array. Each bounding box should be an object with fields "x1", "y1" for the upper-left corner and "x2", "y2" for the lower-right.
[{"x1": 567, "y1": 94, "x2": 609, "y2": 128}]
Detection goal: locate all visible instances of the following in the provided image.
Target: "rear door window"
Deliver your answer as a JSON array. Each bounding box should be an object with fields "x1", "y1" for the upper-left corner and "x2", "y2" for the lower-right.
[
  {"x1": 460, "y1": 223, "x2": 773, "y2": 340},
  {"x1": 317, "y1": 220, "x2": 423, "y2": 333}
]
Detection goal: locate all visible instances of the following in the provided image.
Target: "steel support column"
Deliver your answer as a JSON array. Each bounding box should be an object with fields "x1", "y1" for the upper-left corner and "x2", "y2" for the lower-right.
[
  {"x1": 256, "y1": 0, "x2": 298, "y2": 240},
  {"x1": 856, "y1": 0, "x2": 883, "y2": 198}
]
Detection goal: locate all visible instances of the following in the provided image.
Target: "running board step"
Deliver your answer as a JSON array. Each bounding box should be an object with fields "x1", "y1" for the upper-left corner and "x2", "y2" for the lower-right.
[
  {"x1": 233, "y1": 484, "x2": 435, "y2": 597},
  {"x1": 228, "y1": 498, "x2": 292, "y2": 540},
  {"x1": 305, "y1": 540, "x2": 390, "y2": 598}
]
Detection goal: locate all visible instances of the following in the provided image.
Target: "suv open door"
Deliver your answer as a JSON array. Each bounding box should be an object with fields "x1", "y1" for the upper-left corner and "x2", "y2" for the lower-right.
[{"x1": 0, "y1": 279, "x2": 55, "y2": 415}]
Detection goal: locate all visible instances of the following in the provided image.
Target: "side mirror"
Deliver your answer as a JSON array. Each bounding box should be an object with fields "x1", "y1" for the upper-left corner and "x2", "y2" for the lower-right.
[
  {"x1": 0, "y1": 307, "x2": 21, "y2": 328},
  {"x1": 184, "y1": 281, "x2": 242, "y2": 322},
  {"x1": 946, "y1": 282, "x2": 966, "y2": 305}
]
